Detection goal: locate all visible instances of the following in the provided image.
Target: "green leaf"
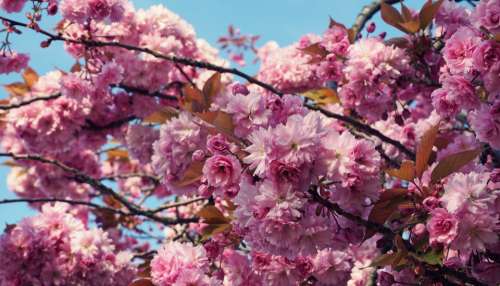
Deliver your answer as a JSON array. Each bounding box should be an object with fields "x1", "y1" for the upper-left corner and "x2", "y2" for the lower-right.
[{"x1": 412, "y1": 249, "x2": 443, "y2": 266}]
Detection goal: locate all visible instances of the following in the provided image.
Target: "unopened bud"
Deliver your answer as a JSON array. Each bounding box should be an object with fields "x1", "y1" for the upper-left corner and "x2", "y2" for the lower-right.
[
  {"x1": 232, "y1": 83, "x2": 249, "y2": 95},
  {"x1": 40, "y1": 40, "x2": 51, "y2": 48},
  {"x1": 48, "y1": 3, "x2": 58, "y2": 15},
  {"x1": 367, "y1": 22, "x2": 376, "y2": 33},
  {"x1": 395, "y1": 114, "x2": 404, "y2": 126},
  {"x1": 379, "y1": 31, "x2": 387, "y2": 39}
]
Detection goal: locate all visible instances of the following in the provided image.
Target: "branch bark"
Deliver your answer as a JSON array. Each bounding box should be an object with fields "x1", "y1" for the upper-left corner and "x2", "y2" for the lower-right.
[
  {"x1": 350, "y1": 0, "x2": 403, "y2": 39},
  {"x1": 0, "y1": 15, "x2": 416, "y2": 160},
  {"x1": 0, "y1": 152, "x2": 198, "y2": 226}
]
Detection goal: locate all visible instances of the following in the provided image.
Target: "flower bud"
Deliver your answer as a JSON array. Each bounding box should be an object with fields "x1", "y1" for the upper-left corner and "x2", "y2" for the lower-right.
[
  {"x1": 367, "y1": 22, "x2": 376, "y2": 33},
  {"x1": 232, "y1": 83, "x2": 249, "y2": 95}
]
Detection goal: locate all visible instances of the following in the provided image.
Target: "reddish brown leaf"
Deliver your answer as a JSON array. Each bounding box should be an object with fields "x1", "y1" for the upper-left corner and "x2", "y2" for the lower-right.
[
  {"x1": 419, "y1": 0, "x2": 444, "y2": 30},
  {"x1": 303, "y1": 88, "x2": 340, "y2": 106},
  {"x1": 386, "y1": 160, "x2": 415, "y2": 181},
  {"x1": 370, "y1": 252, "x2": 401, "y2": 267},
  {"x1": 415, "y1": 123, "x2": 440, "y2": 178},
  {"x1": 22, "y1": 67, "x2": 39, "y2": 89},
  {"x1": 4, "y1": 82, "x2": 29, "y2": 97},
  {"x1": 401, "y1": 3, "x2": 414, "y2": 22},
  {"x1": 202, "y1": 72, "x2": 222, "y2": 109},
  {"x1": 197, "y1": 205, "x2": 231, "y2": 224},
  {"x1": 385, "y1": 37, "x2": 410, "y2": 49},
  {"x1": 329, "y1": 16, "x2": 347, "y2": 30},
  {"x1": 399, "y1": 20, "x2": 421, "y2": 34},
  {"x1": 107, "y1": 149, "x2": 130, "y2": 162},
  {"x1": 200, "y1": 223, "x2": 232, "y2": 241},
  {"x1": 129, "y1": 278, "x2": 154, "y2": 286},
  {"x1": 172, "y1": 160, "x2": 204, "y2": 187},
  {"x1": 380, "y1": 1, "x2": 404, "y2": 29},
  {"x1": 143, "y1": 107, "x2": 178, "y2": 124},
  {"x1": 181, "y1": 84, "x2": 204, "y2": 113},
  {"x1": 430, "y1": 148, "x2": 482, "y2": 184},
  {"x1": 300, "y1": 43, "x2": 329, "y2": 62},
  {"x1": 365, "y1": 188, "x2": 408, "y2": 240}
]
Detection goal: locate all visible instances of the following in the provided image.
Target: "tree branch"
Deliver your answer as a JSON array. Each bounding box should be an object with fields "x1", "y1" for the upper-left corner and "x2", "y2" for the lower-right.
[
  {"x1": 0, "y1": 15, "x2": 416, "y2": 160},
  {"x1": 0, "y1": 197, "x2": 132, "y2": 216},
  {"x1": 0, "y1": 152, "x2": 198, "y2": 226},
  {"x1": 0, "y1": 94, "x2": 61, "y2": 110},
  {"x1": 307, "y1": 187, "x2": 486, "y2": 286},
  {"x1": 350, "y1": 0, "x2": 403, "y2": 40}
]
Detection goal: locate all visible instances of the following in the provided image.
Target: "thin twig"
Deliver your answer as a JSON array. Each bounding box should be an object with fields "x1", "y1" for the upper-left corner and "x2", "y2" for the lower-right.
[
  {"x1": 151, "y1": 197, "x2": 206, "y2": 214},
  {"x1": 0, "y1": 15, "x2": 416, "y2": 159},
  {"x1": 350, "y1": 0, "x2": 403, "y2": 40},
  {"x1": 0, "y1": 94, "x2": 61, "y2": 110},
  {"x1": 0, "y1": 152, "x2": 198, "y2": 226},
  {"x1": 0, "y1": 197, "x2": 131, "y2": 216}
]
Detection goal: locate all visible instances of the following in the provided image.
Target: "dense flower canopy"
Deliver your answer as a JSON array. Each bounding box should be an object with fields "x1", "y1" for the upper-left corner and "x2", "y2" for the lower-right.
[{"x1": 0, "y1": 0, "x2": 499, "y2": 285}]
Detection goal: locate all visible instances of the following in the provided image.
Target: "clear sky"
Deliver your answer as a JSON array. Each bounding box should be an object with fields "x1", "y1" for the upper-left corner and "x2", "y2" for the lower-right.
[{"x1": 0, "y1": 0, "x2": 423, "y2": 228}]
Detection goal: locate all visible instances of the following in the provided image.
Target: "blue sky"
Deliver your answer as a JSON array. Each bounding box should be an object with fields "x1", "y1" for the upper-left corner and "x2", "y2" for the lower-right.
[{"x1": 0, "y1": 0, "x2": 423, "y2": 227}]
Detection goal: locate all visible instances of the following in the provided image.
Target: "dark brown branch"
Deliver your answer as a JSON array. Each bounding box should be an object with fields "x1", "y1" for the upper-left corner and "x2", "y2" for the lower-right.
[
  {"x1": 308, "y1": 187, "x2": 486, "y2": 286},
  {"x1": 0, "y1": 197, "x2": 131, "y2": 216},
  {"x1": 114, "y1": 83, "x2": 180, "y2": 101},
  {"x1": 100, "y1": 173, "x2": 161, "y2": 186},
  {"x1": 151, "y1": 197, "x2": 206, "y2": 214},
  {"x1": 307, "y1": 187, "x2": 394, "y2": 236},
  {"x1": 0, "y1": 152, "x2": 198, "y2": 226},
  {"x1": 0, "y1": 15, "x2": 416, "y2": 160},
  {"x1": 308, "y1": 104, "x2": 416, "y2": 159},
  {"x1": 84, "y1": 116, "x2": 137, "y2": 131},
  {"x1": 350, "y1": 0, "x2": 403, "y2": 40},
  {"x1": 0, "y1": 93, "x2": 61, "y2": 110}
]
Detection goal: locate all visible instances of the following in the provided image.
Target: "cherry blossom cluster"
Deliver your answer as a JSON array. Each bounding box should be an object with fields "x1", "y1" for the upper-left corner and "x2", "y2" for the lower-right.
[
  {"x1": 0, "y1": 0, "x2": 499, "y2": 285},
  {"x1": 0, "y1": 203, "x2": 136, "y2": 285}
]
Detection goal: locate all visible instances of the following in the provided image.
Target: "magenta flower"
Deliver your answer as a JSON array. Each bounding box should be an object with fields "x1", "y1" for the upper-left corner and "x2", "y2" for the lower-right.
[
  {"x1": 203, "y1": 154, "x2": 242, "y2": 188},
  {"x1": 427, "y1": 208, "x2": 459, "y2": 246}
]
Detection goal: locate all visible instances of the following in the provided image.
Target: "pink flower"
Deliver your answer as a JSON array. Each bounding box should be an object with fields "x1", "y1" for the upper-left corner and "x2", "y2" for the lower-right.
[
  {"x1": 321, "y1": 26, "x2": 350, "y2": 56},
  {"x1": 435, "y1": 0, "x2": 470, "y2": 38},
  {"x1": 88, "y1": 0, "x2": 112, "y2": 21},
  {"x1": 0, "y1": 0, "x2": 26, "y2": 13},
  {"x1": 256, "y1": 38, "x2": 324, "y2": 94},
  {"x1": 472, "y1": 0, "x2": 500, "y2": 33},
  {"x1": 222, "y1": 249, "x2": 262, "y2": 286},
  {"x1": 0, "y1": 203, "x2": 135, "y2": 285},
  {"x1": 225, "y1": 91, "x2": 270, "y2": 137},
  {"x1": 472, "y1": 40, "x2": 500, "y2": 73},
  {"x1": 443, "y1": 27, "x2": 481, "y2": 76},
  {"x1": 126, "y1": 124, "x2": 159, "y2": 164},
  {"x1": 431, "y1": 75, "x2": 478, "y2": 117},
  {"x1": 427, "y1": 208, "x2": 459, "y2": 246},
  {"x1": 271, "y1": 112, "x2": 323, "y2": 166},
  {"x1": 207, "y1": 134, "x2": 233, "y2": 155},
  {"x1": 469, "y1": 101, "x2": 500, "y2": 149},
  {"x1": 311, "y1": 248, "x2": 353, "y2": 285},
  {"x1": 151, "y1": 241, "x2": 209, "y2": 286},
  {"x1": 203, "y1": 154, "x2": 242, "y2": 188},
  {"x1": 0, "y1": 52, "x2": 29, "y2": 74},
  {"x1": 244, "y1": 128, "x2": 272, "y2": 176}
]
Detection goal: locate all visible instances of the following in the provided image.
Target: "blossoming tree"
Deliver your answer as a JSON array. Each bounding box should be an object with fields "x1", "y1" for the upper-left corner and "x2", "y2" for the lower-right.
[{"x1": 0, "y1": 0, "x2": 499, "y2": 285}]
